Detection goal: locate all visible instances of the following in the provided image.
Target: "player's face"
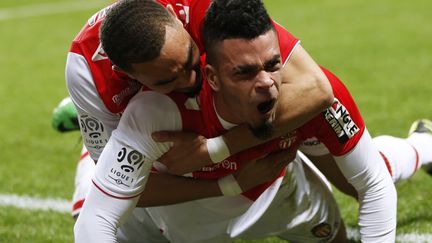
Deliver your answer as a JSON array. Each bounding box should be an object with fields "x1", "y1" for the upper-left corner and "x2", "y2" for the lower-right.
[
  {"x1": 127, "y1": 22, "x2": 202, "y2": 94},
  {"x1": 206, "y1": 29, "x2": 283, "y2": 135}
]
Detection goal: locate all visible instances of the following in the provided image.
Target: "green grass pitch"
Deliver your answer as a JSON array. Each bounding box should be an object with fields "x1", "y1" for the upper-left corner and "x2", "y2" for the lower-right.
[{"x1": 0, "y1": 0, "x2": 431, "y2": 242}]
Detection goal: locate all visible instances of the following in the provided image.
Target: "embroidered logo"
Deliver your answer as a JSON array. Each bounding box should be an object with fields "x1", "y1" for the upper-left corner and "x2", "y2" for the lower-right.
[
  {"x1": 279, "y1": 131, "x2": 297, "y2": 150},
  {"x1": 92, "y1": 43, "x2": 108, "y2": 62}
]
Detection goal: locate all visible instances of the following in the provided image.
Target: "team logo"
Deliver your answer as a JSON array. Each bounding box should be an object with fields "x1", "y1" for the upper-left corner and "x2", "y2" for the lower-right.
[
  {"x1": 88, "y1": 5, "x2": 112, "y2": 26},
  {"x1": 175, "y1": 3, "x2": 190, "y2": 25},
  {"x1": 79, "y1": 115, "x2": 108, "y2": 150},
  {"x1": 111, "y1": 81, "x2": 141, "y2": 105},
  {"x1": 279, "y1": 131, "x2": 297, "y2": 149},
  {"x1": 311, "y1": 222, "x2": 332, "y2": 238},
  {"x1": 323, "y1": 98, "x2": 359, "y2": 143},
  {"x1": 107, "y1": 147, "x2": 145, "y2": 188},
  {"x1": 92, "y1": 43, "x2": 108, "y2": 62}
]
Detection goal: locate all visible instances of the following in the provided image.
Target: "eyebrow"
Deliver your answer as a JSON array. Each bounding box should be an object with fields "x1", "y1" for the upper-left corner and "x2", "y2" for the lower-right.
[
  {"x1": 263, "y1": 54, "x2": 281, "y2": 69},
  {"x1": 233, "y1": 54, "x2": 281, "y2": 75}
]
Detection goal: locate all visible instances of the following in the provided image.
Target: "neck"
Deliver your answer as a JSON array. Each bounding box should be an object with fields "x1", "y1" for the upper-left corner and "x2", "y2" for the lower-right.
[{"x1": 213, "y1": 94, "x2": 241, "y2": 125}]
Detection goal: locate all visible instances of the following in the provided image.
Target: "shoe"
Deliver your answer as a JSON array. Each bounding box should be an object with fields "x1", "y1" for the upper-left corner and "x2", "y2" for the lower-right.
[
  {"x1": 409, "y1": 119, "x2": 432, "y2": 175},
  {"x1": 52, "y1": 97, "x2": 80, "y2": 132},
  {"x1": 408, "y1": 119, "x2": 432, "y2": 136}
]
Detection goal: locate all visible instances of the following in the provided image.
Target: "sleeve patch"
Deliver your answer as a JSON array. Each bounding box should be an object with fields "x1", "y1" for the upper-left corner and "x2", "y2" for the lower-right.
[
  {"x1": 323, "y1": 98, "x2": 360, "y2": 143},
  {"x1": 105, "y1": 146, "x2": 146, "y2": 189},
  {"x1": 79, "y1": 114, "x2": 109, "y2": 151}
]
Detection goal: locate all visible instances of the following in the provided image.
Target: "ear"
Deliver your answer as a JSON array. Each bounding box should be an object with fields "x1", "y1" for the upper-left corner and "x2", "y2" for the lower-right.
[
  {"x1": 112, "y1": 65, "x2": 136, "y2": 79},
  {"x1": 205, "y1": 64, "x2": 220, "y2": 91}
]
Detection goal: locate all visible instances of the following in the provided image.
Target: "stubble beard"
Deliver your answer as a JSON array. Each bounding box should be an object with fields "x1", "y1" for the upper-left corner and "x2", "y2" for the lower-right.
[{"x1": 249, "y1": 119, "x2": 275, "y2": 140}]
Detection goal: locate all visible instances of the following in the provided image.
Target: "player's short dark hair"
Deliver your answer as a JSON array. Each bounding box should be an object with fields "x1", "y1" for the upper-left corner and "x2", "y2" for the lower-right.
[
  {"x1": 100, "y1": 0, "x2": 175, "y2": 71},
  {"x1": 203, "y1": 0, "x2": 274, "y2": 64}
]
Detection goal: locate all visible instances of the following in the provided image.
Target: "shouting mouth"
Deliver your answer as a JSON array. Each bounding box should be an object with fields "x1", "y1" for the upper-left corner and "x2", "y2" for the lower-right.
[{"x1": 257, "y1": 99, "x2": 276, "y2": 115}]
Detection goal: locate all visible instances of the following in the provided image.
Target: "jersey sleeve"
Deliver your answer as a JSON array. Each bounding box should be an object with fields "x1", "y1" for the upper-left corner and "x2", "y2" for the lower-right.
[
  {"x1": 75, "y1": 91, "x2": 182, "y2": 242},
  {"x1": 66, "y1": 52, "x2": 119, "y2": 161},
  {"x1": 92, "y1": 91, "x2": 182, "y2": 199},
  {"x1": 272, "y1": 21, "x2": 300, "y2": 65},
  {"x1": 299, "y1": 67, "x2": 365, "y2": 156},
  {"x1": 299, "y1": 68, "x2": 396, "y2": 241}
]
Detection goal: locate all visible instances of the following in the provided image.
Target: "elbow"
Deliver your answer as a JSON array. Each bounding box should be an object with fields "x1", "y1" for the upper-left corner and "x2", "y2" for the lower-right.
[{"x1": 314, "y1": 73, "x2": 334, "y2": 111}]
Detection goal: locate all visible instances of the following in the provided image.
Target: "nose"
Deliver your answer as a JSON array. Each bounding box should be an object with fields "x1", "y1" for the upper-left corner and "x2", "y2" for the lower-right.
[{"x1": 255, "y1": 71, "x2": 274, "y2": 92}]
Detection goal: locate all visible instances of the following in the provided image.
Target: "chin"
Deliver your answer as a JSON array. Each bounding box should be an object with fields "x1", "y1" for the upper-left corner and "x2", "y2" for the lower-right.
[{"x1": 249, "y1": 120, "x2": 275, "y2": 140}]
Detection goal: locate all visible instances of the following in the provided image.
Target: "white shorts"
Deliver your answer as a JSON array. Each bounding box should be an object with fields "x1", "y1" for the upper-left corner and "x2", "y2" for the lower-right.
[{"x1": 117, "y1": 152, "x2": 341, "y2": 243}]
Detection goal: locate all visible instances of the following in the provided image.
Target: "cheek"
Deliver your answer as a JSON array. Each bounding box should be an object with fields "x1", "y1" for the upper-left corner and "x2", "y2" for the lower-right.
[{"x1": 271, "y1": 72, "x2": 282, "y2": 86}]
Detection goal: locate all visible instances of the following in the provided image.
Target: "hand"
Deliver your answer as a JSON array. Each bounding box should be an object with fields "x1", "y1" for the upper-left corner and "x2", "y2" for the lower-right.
[
  {"x1": 234, "y1": 146, "x2": 298, "y2": 191},
  {"x1": 152, "y1": 131, "x2": 212, "y2": 175}
]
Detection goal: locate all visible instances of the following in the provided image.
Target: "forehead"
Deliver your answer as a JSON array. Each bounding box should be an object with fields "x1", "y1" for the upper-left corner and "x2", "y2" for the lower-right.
[
  {"x1": 129, "y1": 25, "x2": 192, "y2": 78},
  {"x1": 216, "y1": 30, "x2": 280, "y2": 66}
]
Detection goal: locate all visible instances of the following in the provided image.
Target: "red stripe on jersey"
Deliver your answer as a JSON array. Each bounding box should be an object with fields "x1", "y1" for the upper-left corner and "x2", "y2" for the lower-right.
[
  {"x1": 79, "y1": 151, "x2": 89, "y2": 162},
  {"x1": 72, "y1": 199, "x2": 85, "y2": 211},
  {"x1": 410, "y1": 144, "x2": 420, "y2": 173},
  {"x1": 379, "y1": 152, "x2": 393, "y2": 177},
  {"x1": 92, "y1": 180, "x2": 141, "y2": 200}
]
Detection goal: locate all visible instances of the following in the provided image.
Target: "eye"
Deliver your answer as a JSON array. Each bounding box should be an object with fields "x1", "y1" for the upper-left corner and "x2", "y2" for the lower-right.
[{"x1": 264, "y1": 59, "x2": 281, "y2": 72}]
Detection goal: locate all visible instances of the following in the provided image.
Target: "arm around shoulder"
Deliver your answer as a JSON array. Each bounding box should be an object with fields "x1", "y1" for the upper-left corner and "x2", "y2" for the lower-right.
[{"x1": 275, "y1": 44, "x2": 334, "y2": 132}]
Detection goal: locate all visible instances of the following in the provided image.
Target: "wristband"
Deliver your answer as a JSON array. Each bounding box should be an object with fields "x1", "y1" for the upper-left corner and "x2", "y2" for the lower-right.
[
  {"x1": 217, "y1": 174, "x2": 243, "y2": 196},
  {"x1": 206, "y1": 136, "x2": 230, "y2": 163}
]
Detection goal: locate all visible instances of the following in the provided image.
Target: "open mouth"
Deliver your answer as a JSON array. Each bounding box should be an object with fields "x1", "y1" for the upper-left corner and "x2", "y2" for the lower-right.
[{"x1": 257, "y1": 99, "x2": 276, "y2": 114}]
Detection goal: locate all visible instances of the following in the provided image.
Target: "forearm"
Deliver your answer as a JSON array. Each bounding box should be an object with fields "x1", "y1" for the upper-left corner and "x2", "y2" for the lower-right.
[
  {"x1": 137, "y1": 173, "x2": 222, "y2": 207},
  {"x1": 334, "y1": 130, "x2": 396, "y2": 242},
  {"x1": 74, "y1": 184, "x2": 139, "y2": 243},
  {"x1": 273, "y1": 44, "x2": 333, "y2": 133}
]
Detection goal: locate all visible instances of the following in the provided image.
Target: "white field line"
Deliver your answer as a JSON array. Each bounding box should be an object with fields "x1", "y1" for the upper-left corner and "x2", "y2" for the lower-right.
[
  {"x1": 0, "y1": 193, "x2": 71, "y2": 213},
  {"x1": 0, "y1": 0, "x2": 107, "y2": 21},
  {"x1": 1, "y1": 193, "x2": 431, "y2": 242}
]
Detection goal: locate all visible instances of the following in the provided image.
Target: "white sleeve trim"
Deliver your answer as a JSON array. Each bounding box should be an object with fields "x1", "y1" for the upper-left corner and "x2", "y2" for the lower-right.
[{"x1": 283, "y1": 40, "x2": 300, "y2": 67}]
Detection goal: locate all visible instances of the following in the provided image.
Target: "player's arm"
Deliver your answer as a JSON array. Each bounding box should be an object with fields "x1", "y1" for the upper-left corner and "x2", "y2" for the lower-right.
[
  {"x1": 137, "y1": 148, "x2": 297, "y2": 207},
  {"x1": 333, "y1": 131, "x2": 396, "y2": 242},
  {"x1": 74, "y1": 92, "x2": 178, "y2": 242},
  {"x1": 66, "y1": 52, "x2": 120, "y2": 162},
  {"x1": 307, "y1": 68, "x2": 396, "y2": 242},
  {"x1": 74, "y1": 92, "x2": 296, "y2": 242},
  {"x1": 153, "y1": 44, "x2": 333, "y2": 175}
]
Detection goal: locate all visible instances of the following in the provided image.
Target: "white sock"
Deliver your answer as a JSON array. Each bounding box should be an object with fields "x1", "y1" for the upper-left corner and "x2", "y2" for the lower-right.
[
  {"x1": 407, "y1": 132, "x2": 432, "y2": 166},
  {"x1": 373, "y1": 135, "x2": 420, "y2": 183}
]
